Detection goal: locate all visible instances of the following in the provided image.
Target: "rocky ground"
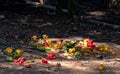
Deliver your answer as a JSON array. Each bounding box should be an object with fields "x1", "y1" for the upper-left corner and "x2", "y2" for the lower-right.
[{"x1": 0, "y1": 4, "x2": 120, "y2": 74}]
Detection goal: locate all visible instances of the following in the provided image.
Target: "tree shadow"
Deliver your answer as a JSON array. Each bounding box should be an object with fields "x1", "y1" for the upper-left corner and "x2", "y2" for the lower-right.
[{"x1": 0, "y1": 3, "x2": 120, "y2": 44}]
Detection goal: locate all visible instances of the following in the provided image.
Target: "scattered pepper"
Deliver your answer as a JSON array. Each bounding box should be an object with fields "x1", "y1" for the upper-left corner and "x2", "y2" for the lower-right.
[
  {"x1": 42, "y1": 34, "x2": 48, "y2": 40},
  {"x1": 14, "y1": 57, "x2": 26, "y2": 65},
  {"x1": 63, "y1": 53, "x2": 69, "y2": 57},
  {"x1": 98, "y1": 64, "x2": 105, "y2": 71},
  {"x1": 5, "y1": 56, "x2": 13, "y2": 62},
  {"x1": 4, "y1": 47, "x2": 13, "y2": 54},
  {"x1": 68, "y1": 48, "x2": 76, "y2": 53},
  {"x1": 47, "y1": 53, "x2": 56, "y2": 59},
  {"x1": 15, "y1": 49, "x2": 23, "y2": 56},
  {"x1": 41, "y1": 58, "x2": 48, "y2": 63},
  {"x1": 31, "y1": 35, "x2": 37, "y2": 41}
]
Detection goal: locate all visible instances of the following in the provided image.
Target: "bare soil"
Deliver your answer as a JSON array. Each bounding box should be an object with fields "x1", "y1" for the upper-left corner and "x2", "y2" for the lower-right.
[{"x1": 0, "y1": 4, "x2": 120, "y2": 74}]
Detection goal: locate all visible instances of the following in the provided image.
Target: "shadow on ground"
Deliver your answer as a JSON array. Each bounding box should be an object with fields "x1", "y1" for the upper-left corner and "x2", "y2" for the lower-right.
[
  {"x1": 0, "y1": 5, "x2": 120, "y2": 44},
  {"x1": 0, "y1": 60, "x2": 119, "y2": 74}
]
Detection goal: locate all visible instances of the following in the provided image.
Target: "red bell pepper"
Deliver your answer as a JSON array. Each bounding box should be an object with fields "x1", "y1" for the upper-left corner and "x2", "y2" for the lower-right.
[
  {"x1": 47, "y1": 53, "x2": 56, "y2": 59},
  {"x1": 43, "y1": 42, "x2": 49, "y2": 47},
  {"x1": 14, "y1": 57, "x2": 26, "y2": 65},
  {"x1": 41, "y1": 58, "x2": 48, "y2": 63},
  {"x1": 85, "y1": 39, "x2": 96, "y2": 48}
]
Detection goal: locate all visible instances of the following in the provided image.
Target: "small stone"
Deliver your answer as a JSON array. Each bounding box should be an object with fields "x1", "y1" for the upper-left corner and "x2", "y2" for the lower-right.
[
  {"x1": 72, "y1": 27, "x2": 78, "y2": 32},
  {"x1": 73, "y1": 15, "x2": 78, "y2": 20},
  {"x1": 25, "y1": 65, "x2": 32, "y2": 68},
  {"x1": 15, "y1": 35, "x2": 18, "y2": 38},
  {"x1": 0, "y1": 15, "x2": 5, "y2": 19},
  {"x1": 67, "y1": 56, "x2": 73, "y2": 59},
  {"x1": 25, "y1": 60, "x2": 33, "y2": 63},
  {"x1": 111, "y1": 51, "x2": 116, "y2": 55},
  {"x1": 54, "y1": 63, "x2": 61, "y2": 67},
  {"x1": 116, "y1": 58, "x2": 120, "y2": 62},
  {"x1": 45, "y1": 67, "x2": 51, "y2": 71},
  {"x1": 52, "y1": 67, "x2": 60, "y2": 72},
  {"x1": 113, "y1": 25, "x2": 119, "y2": 29},
  {"x1": 95, "y1": 55, "x2": 103, "y2": 59},
  {"x1": 19, "y1": 40, "x2": 24, "y2": 44},
  {"x1": 32, "y1": 55, "x2": 38, "y2": 58}
]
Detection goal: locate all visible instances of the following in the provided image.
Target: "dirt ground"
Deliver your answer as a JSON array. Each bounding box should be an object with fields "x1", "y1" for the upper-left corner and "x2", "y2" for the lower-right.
[
  {"x1": 0, "y1": 4, "x2": 120, "y2": 74},
  {"x1": 0, "y1": 43, "x2": 120, "y2": 74}
]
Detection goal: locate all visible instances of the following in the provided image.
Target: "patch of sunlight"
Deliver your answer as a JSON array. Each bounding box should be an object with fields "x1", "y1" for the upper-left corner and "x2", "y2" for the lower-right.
[
  {"x1": 85, "y1": 11, "x2": 107, "y2": 16},
  {"x1": 48, "y1": 60, "x2": 91, "y2": 71},
  {"x1": 48, "y1": 36, "x2": 85, "y2": 41}
]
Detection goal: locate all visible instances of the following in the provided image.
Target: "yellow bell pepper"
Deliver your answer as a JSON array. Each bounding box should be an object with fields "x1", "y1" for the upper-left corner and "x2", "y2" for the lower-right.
[
  {"x1": 42, "y1": 34, "x2": 48, "y2": 40},
  {"x1": 68, "y1": 48, "x2": 76, "y2": 53},
  {"x1": 31, "y1": 35, "x2": 37, "y2": 40},
  {"x1": 103, "y1": 47, "x2": 109, "y2": 52},
  {"x1": 46, "y1": 40, "x2": 53, "y2": 46},
  {"x1": 98, "y1": 44, "x2": 105, "y2": 49},
  {"x1": 4, "y1": 47, "x2": 13, "y2": 54},
  {"x1": 80, "y1": 48, "x2": 91, "y2": 53},
  {"x1": 63, "y1": 53, "x2": 69, "y2": 57},
  {"x1": 83, "y1": 40, "x2": 88, "y2": 47},
  {"x1": 53, "y1": 44, "x2": 61, "y2": 49},
  {"x1": 62, "y1": 46, "x2": 67, "y2": 49},
  {"x1": 15, "y1": 49, "x2": 23, "y2": 55},
  {"x1": 98, "y1": 64, "x2": 105, "y2": 71},
  {"x1": 92, "y1": 49, "x2": 98, "y2": 54},
  {"x1": 99, "y1": 48, "x2": 104, "y2": 51}
]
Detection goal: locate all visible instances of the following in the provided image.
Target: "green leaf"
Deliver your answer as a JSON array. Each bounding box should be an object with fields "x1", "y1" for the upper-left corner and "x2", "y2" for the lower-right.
[
  {"x1": 62, "y1": 48, "x2": 69, "y2": 51},
  {"x1": 69, "y1": 40, "x2": 77, "y2": 44},
  {"x1": 35, "y1": 45, "x2": 45, "y2": 50},
  {"x1": 74, "y1": 51, "x2": 81, "y2": 57},
  {"x1": 5, "y1": 56, "x2": 13, "y2": 62},
  {"x1": 66, "y1": 42, "x2": 75, "y2": 48},
  {"x1": 0, "y1": 39, "x2": 8, "y2": 46},
  {"x1": 28, "y1": 41, "x2": 35, "y2": 47},
  {"x1": 75, "y1": 47, "x2": 82, "y2": 51},
  {"x1": 61, "y1": 42, "x2": 67, "y2": 46},
  {"x1": 44, "y1": 48, "x2": 51, "y2": 51}
]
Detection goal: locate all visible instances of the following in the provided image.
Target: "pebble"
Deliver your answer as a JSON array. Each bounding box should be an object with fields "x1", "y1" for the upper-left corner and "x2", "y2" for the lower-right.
[
  {"x1": 116, "y1": 58, "x2": 120, "y2": 62},
  {"x1": 67, "y1": 56, "x2": 73, "y2": 59},
  {"x1": 0, "y1": 15, "x2": 5, "y2": 19}
]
